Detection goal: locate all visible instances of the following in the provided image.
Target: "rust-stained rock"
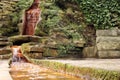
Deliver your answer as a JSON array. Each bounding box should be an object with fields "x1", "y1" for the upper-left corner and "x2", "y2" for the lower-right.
[{"x1": 22, "y1": 0, "x2": 42, "y2": 35}]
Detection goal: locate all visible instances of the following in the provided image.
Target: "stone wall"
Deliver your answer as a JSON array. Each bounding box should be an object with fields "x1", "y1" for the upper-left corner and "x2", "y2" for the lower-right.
[{"x1": 96, "y1": 28, "x2": 120, "y2": 58}]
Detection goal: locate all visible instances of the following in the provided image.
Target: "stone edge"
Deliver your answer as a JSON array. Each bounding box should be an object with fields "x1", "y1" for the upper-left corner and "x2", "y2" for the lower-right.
[{"x1": 29, "y1": 59, "x2": 120, "y2": 80}]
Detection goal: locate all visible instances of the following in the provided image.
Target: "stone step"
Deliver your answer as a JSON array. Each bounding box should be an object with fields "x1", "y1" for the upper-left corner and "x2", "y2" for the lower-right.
[
  {"x1": 0, "y1": 42, "x2": 12, "y2": 46},
  {"x1": 0, "y1": 37, "x2": 8, "y2": 41},
  {"x1": 0, "y1": 53, "x2": 12, "y2": 59},
  {"x1": 0, "y1": 48, "x2": 11, "y2": 55}
]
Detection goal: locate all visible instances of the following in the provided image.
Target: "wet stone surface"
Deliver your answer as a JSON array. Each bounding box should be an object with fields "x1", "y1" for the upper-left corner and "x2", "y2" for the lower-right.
[{"x1": 10, "y1": 62, "x2": 82, "y2": 80}]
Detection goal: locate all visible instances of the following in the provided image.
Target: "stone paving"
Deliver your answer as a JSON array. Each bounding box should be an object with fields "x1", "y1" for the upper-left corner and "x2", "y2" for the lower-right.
[
  {"x1": 44, "y1": 58, "x2": 120, "y2": 72},
  {"x1": 0, "y1": 60, "x2": 12, "y2": 80}
]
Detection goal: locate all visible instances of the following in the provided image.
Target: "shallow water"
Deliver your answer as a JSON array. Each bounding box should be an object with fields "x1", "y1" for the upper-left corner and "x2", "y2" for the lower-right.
[{"x1": 10, "y1": 62, "x2": 83, "y2": 80}]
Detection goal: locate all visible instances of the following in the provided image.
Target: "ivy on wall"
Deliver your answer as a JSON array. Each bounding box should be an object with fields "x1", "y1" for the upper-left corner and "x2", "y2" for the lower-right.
[
  {"x1": 54, "y1": 0, "x2": 120, "y2": 29},
  {"x1": 78, "y1": 0, "x2": 120, "y2": 29},
  {"x1": 55, "y1": 0, "x2": 120, "y2": 29}
]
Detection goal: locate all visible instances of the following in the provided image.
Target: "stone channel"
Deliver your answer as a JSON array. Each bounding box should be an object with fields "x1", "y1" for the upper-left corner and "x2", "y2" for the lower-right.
[{"x1": 10, "y1": 62, "x2": 82, "y2": 80}]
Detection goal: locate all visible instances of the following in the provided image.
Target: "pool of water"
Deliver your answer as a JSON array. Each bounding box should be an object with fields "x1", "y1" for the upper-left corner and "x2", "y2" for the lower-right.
[{"x1": 10, "y1": 62, "x2": 83, "y2": 80}]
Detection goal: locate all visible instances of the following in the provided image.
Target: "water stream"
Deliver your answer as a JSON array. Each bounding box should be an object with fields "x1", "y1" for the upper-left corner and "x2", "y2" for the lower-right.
[
  {"x1": 10, "y1": 62, "x2": 83, "y2": 80},
  {"x1": 10, "y1": 45, "x2": 83, "y2": 80}
]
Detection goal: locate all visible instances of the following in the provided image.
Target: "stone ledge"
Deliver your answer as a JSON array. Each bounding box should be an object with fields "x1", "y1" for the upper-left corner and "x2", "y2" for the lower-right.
[{"x1": 9, "y1": 35, "x2": 43, "y2": 45}]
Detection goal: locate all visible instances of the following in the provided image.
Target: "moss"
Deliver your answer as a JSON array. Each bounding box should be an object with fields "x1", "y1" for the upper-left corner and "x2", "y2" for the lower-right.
[
  {"x1": 27, "y1": 59, "x2": 120, "y2": 80},
  {"x1": 21, "y1": 43, "x2": 30, "y2": 53}
]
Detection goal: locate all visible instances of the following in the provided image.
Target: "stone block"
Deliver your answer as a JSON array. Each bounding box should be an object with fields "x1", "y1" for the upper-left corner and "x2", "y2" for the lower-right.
[
  {"x1": 97, "y1": 42, "x2": 120, "y2": 50},
  {"x1": 30, "y1": 46, "x2": 44, "y2": 53},
  {"x1": 43, "y1": 48, "x2": 59, "y2": 57},
  {"x1": 98, "y1": 51, "x2": 120, "y2": 58},
  {"x1": 82, "y1": 46, "x2": 97, "y2": 58},
  {"x1": 96, "y1": 29, "x2": 117, "y2": 37},
  {"x1": 28, "y1": 53, "x2": 42, "y2": 59},
  {"x1": 96, "y1": 37, "x2": 120, "y2": 43},
  {"x1": 117, "y1": 29, "x2": 120, "y2": 36}
]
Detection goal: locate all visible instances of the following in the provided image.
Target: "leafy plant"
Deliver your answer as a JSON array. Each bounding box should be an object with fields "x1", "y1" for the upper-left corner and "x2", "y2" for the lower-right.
[
  {"x1": 78, "y1": 0, "x2": 120, "y2": 29},
  {"x1": 57, "y1": 44, "x2": 75, "y2": 56}
]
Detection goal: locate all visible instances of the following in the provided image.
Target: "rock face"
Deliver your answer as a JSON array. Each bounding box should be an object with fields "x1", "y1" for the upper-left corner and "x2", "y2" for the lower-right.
[
  {"x1": 20, "y1": 36, "x2": 85, "y2": 59},
  {"x1": 0, "y1": 36, "x2": 12, "y2": 59},
  {"x1": 21, "y1": 43, "x2": 43, "y2": 59},
  {"x1": 96, "y1": 28, "x2": 120, "y2": 58},
  {"x1": 22, "y1": 0, "x2": 42, "y2": 35}
]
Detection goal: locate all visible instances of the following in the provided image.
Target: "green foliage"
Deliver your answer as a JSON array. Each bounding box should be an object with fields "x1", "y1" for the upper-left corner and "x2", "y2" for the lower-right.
[
  {"x1": 54, "y1": 0, "x2": 120, "y2": 29},
  {"x1": 59, "y1": 24, "x2": 83, "y2": 40},
  {"x1": 37, "y1": 1, "x2": 62, "y2": 34},
  {"x1": 37, "y1": 0, "x2": 84, "y2": 41},
  {"x1": 78, "y1": 0, "x2": 120, "y2": 29},
  {"x1": 4, "y1": 0, "x2": 33, "y2": 36},
  {"x1": 16, "y1": 0, "x2": 33, "y2": 10},
  {"x1": 57, "y1": 44, "x2": 75, "y2": 56},
  {"x1": 12, "y1": 0, "x2": 33, "y2": 23}
]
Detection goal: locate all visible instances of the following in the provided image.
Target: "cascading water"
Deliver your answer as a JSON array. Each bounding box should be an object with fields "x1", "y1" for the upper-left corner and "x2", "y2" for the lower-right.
[{"x1": 11, "y1": 46, "x2": 21, "y2": 62}]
